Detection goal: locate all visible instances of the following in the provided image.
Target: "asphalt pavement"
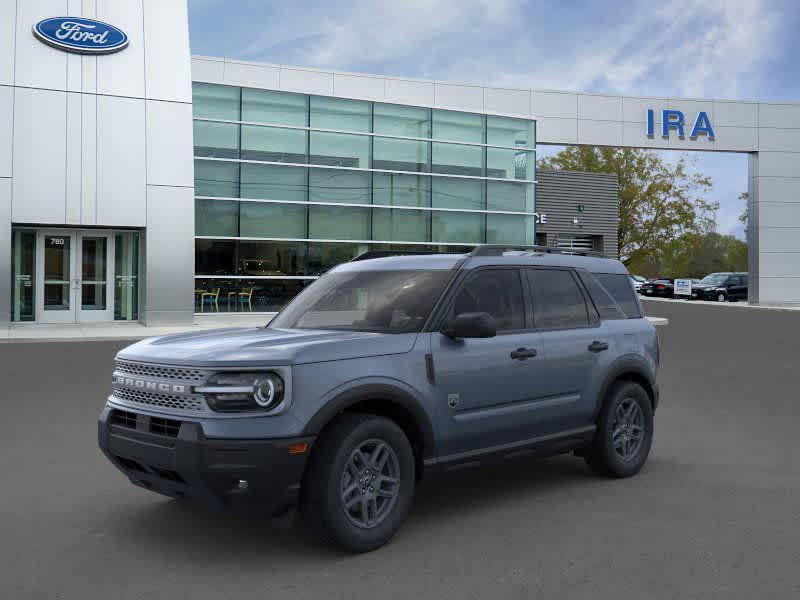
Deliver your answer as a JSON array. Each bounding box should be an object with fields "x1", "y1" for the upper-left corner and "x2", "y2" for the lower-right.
[{"x1": 1, "y1": 300, "x2": 799, "y2": 599}]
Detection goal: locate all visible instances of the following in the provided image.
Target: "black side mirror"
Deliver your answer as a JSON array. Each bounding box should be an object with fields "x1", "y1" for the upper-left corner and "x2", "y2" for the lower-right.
[{"x1": 442, "y1": 312, "x2": 497, "y2": 339}]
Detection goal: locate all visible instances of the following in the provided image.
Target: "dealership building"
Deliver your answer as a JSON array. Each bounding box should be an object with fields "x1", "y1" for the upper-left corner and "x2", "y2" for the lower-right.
[{"x1": 2, "y1": 1, "x2": 800, "y2": 327}]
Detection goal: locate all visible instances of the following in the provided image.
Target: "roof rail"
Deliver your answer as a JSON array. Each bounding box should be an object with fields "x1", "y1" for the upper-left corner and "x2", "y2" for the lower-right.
[
  {"x1": 469, "y1": 244, "x2": 605, "y2": 258},
  {"x1": 350, "y1": 250, "x2": 440, "y2": 262}
]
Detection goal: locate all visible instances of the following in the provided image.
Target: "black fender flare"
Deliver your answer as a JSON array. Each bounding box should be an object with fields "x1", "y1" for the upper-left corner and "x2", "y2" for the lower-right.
[
  {"x1": 593, "y1": 355, "x2": 657, "y2": 419},
  {"x1": 302, "y1": 382, "x2": 436, "y2": 459}
]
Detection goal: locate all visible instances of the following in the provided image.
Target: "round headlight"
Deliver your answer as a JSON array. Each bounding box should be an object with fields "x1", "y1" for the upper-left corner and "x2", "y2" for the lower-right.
[{"x1": 254, "y1": 374, "x2": 284, "y2": 410}]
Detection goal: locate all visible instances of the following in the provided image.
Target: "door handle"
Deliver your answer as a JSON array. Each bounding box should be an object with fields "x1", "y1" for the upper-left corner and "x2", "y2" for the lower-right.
[
  {"x1": 510, "y1": 347, "x2": 537, "y2": 360},
  {"x1": 588, "y1": 341, "x2": 609, "y2": 352}
]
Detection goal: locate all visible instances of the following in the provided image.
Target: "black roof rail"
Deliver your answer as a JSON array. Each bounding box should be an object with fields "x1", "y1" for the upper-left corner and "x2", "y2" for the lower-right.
[
  {"x1": 469, "y1": 244, "x2": 605, "y2": 258},
  {"x1": 350, "y1": 250, "x2": 440, "y2": 262}
]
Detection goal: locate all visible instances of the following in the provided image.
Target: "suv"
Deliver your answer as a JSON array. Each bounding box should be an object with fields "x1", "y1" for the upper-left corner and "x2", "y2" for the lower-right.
[
  {"x1": 98, "y1": 246, "x2": 660, "y2": 553},
  {"x1": 691, "y1": 272, "x2": 749, "y2": 302}
]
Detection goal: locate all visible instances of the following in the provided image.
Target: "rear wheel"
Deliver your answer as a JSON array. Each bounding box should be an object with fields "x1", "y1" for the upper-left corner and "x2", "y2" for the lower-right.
[
  {"x1": 585, "y1": 381, "x2": 653, "y2": 478},
  {"x1": 300, "y1": 413, "x2": 415, "y2": 553}
]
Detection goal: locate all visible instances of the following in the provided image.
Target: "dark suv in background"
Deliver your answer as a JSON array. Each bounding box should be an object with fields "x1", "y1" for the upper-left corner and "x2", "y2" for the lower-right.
[
  {"x1": 691, "y1": 272, "x2": 749, "y2": 302},
  {"x1": 99, "y1": 246, "x2": 660, "y2": 552},
  {"x1": 640, "y1": 279, "x2": 675, "y2": 298}
]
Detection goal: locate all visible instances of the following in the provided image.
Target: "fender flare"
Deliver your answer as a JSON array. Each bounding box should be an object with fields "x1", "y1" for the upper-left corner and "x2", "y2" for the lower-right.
[
  {"x1": 593, "y1": 354, "x2": 657, "y2": 419},
  {"x1": 302, "y1": 382, "x2": 436, "y2": 458}
]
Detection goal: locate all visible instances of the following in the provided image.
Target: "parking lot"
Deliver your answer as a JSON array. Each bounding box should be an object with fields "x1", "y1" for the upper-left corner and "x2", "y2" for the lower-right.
[{"x1": 2, "y1": 299, "x2": 800, "y2": 599}]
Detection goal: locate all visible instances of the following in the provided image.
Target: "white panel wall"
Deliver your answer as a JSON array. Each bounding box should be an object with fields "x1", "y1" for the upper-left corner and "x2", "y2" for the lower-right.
[
  {"x1": 65, "y1": 92, "x2": 82, "y2": 223},
  {"x1": 11, "y1": 87, "x2": 66, "y2": 224},
  {"x1": 14, "y1": 0, "x2": 69, "y2": 90},
  {"x1": 0, "y1": 85, "x2": 12, "y2": 178},
  {"x1": 96, "y1": 0, "x2": 145, "y2": 98},
  {"x1": 96, "y1": 95, "x2": 146, "y2": 225},
  {"x1": 142, "y1": 0, "x2": 192, "y2": 103},
  {"x1": 0, "y1": 178, "x2": 11, "y2": 323},
  {"x1": 0, "y1": 1, "x2": 16, "y2": 86},
  {"x1": 146, "y1": 100, "x2": 194, "y2": 187}
]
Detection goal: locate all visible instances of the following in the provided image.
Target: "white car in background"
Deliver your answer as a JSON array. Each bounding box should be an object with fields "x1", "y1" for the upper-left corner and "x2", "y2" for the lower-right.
[{"x1": 630, "y1": 275, "x2": 646, "y2": 292}]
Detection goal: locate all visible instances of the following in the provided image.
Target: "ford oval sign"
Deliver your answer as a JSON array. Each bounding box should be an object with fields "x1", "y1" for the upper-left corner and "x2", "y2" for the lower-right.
[{"x1": 33, "y1": 17, "x2": 128, "y2": 55}]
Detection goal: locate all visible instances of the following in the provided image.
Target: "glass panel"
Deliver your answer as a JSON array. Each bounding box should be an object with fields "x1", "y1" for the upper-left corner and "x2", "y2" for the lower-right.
[
  {"x1": 432, "y1": 211, "x2": 484, "y2": 244},
  {"x1": 306, "y1": 242, "x2": 369, "y2": 275},
  {"x1": 486, "y1": 148, "x2": 533, "y2": 180},
  {"x1": 114, "y1": 232, "x2": 139, "y2": 321},
  {"x1": 486, "y1": 116, "x2": 534, "y2": 148},
  {"x1": 486, "y1": 214, "x2": 533, "y2": 244},
  {"x1": 373, "y1": 137, "x2": 428, "y2": 172},
  {"x1": 239, "y1": 201, "x2": 307, "y2": 238},
  {"x1": 372, "y1": 208, "x2": 430, "y2": 242},
  {"x1": 431, "y1": 142, "x2": 483, "y2": 176},
  {"x1": 253, "y1": 279, "x2": 311, "y2": 313},
  {"x1": 192, "y1": 83, "x2": 240, "y2": 120},
  {"x1": 193, "y1": 121, "x2": 239, "y2": 158},
  {"x1": 242, "y1": 88, "x2": 307, "y2": 126},
  {"x1": 310, "y1": 96, "x2": 370, "y2": 131},
  {"x1": 309, "y1": 168, "x2": 371, "y2": 204},
  {"x1": 309, "y1": 131, "x2": 369, "y2": 168},
  {"x1": 527, "y1": 269, "x2": 589, "y2": 329},
  {"x1": 449, "y1": 270, "x2": 525, "y2": 331},
  {"x1": 11, "y1": 230, "x2": 35, "y2": 322},
  {"x1": 486, "y1": 181, "x2": 534, "y2": 212},
  {"x1": 374, "y1": 103, "x2": 429, "y2": 137},
  {"x1": 240, "y1": 163, "x2": 307, "y2": 201},
  {"x1": 194, "y1": 160, "x2": 239, "y2": 197},
  {"x1": 238, "y1": 241, "x2": 307, "y2": 276},
  {"x1": 432, "y1": 110, "x2": 484, "y2": 143},
  {"x1": 241, "y1": 125, "x2": 306, "y2": 163},
  {"x1": 44, "y1": 235, "x2": 71, "y2": 311},
  {"x1": 431, "y1": 177, "x2": 484, "y2": 210},
  {"x1": 196, "y1": 199, "x2": 238, "y2": 237},
  {"x1": 309, "y1": 205, "x2": 370, "y2": 240},
  {"x1": 373, "y1": 173, "x2": 430, "y2": 207},
  {"x1": 193, "y1": 278, "x2": 235, "y2": 313},
  {"x1": 81, "y1": 237, "x2": 107, "y2": 310},
  {"x1": 195, "y1": 240, "x2": 236, "y2": 275}
]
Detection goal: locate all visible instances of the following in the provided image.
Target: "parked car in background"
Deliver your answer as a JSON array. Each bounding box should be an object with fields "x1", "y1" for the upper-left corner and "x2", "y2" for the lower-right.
[
  {"x1": 691, "y1": 272, "x2": 749, "y2": 302},
  {"x1": 640, "y1": 279, "x2": 674, "y2": 298},
  {"x1": 630, "y1": 275, "x2": 646, "y2": 292}
]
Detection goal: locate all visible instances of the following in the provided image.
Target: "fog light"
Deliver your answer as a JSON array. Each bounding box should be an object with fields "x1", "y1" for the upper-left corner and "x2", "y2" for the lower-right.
[{"x1": 237, "y1": 479, "x2": 249, "y2": 490}]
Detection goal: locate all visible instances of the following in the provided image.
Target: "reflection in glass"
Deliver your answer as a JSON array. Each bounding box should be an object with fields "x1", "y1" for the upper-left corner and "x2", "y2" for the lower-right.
[
  {"x1": 431, "y1": 142, "x2": 483, "y2": 176},
  {"x1": 11, "y1": 230, "x2": 35, "y2": 321},
  {"x1": 193, "y1": 121, "x2": 239, "y2": 159},
  {"x1": 310, "y1": 132, "x2": 370, "y2": 168},
  {"x1": 431, "y1": 177, "x2": 484, "y2": 210},
  {"x1": 238, "y1": 241, "x2": 306, "y2": 276},
  {"x1": 309, "y1": 205, "x2": 370, "y2": 240},
  {"x1": 486, "y1": 214, "x2": 533, "y2": 244},
  {"x1": 44, "y1": 235, "x2": 71, "y2": 311},
  {"x1": 486, "y1": 148, "x2": 533, "y2": 180},
  {"x1": 196, "y1": 199, "x2": 239, "y2": 237},
  {"x1": 311, "y1": 96, "x2": 370, "y2": 131},
  {"x1": 373, "y1": 137, "x2": 428, "y2": 172},
  {"x1": 195, "y1": 240, "x2": 237, "y2": 275},
  {"x1": 306, "y1": 242, "x2": 369, "y2": 275},
  {"x1": 241, "y1": 125, "x2": 307, "y2": 163},
  {"x1": 486, "y1": 116, "x2": 534, "y2": 148},
  {"x1": 373, "y1": 173, "x2": 430, "y2": 207},
  {"x1": 81, "y1": 237, "x2": 107, "y2": 310},
  {"x1": 241, "y1": 163, "x2": 307, "y2": 201},
  {"x1": 487, "y1": 181, "x2": 534, "y2": 212},
  {"x1": 432, "y1": 211, "x2": 484, "y2": 244},
  {"x1": 239, "y1": 202, "x2": 307, "y2": 239},
  {"x1": 242, "y1": 88, "x2": 307, "y2": 126},
  {"x1": 374, "y1": 104, "x2": 429, "y2": 137},
  {"x1": 192, "y1": 83, "x2": 240, "y2": 121},
  {"x1": 432, "y1": 110, "x2": 484, "y2": 143},
  {"x1": 309, "y1": 169, "x2": 370, "y2": 204},
  {"x1": 114, "y1": 232, "x2": 139, "y2": 321},
  {"x1": 195, "y1": 160, "x2": 239, "y2": 198},
  {"x1": 372, "y1": 208, "x2": 430, "y2": 242}
]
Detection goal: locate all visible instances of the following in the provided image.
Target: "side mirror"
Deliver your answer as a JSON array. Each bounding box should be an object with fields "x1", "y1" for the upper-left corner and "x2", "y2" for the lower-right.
[{"x1": 442, "y1": 312, "x2": 497, "y2": 339}]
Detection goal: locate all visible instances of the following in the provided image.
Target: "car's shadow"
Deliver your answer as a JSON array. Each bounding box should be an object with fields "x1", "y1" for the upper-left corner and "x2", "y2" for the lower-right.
[{"x1": 104, "y1": 454, "x2": 662, "y2": 561}]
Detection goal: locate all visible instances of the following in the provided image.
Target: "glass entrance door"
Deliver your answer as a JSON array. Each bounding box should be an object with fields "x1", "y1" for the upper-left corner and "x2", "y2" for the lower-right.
[{"x1": 35, "y1": 231, "x2": 114, "y2": 323}]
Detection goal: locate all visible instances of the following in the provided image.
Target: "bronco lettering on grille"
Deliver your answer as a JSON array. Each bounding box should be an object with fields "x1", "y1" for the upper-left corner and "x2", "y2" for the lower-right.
[{"x1": 113, "y1": 375, "x2": 186, "y2": 394}]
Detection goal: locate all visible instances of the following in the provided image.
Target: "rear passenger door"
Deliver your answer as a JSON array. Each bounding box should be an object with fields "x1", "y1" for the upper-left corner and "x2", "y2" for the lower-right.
[{"x1": 524, "y1": 268, "x2": 609, "y2": 432}]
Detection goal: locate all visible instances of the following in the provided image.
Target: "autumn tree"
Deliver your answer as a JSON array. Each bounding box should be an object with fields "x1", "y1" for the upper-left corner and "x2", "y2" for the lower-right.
[{"x1": 538, "y1": 147, "x2": 718, "y2": 269}]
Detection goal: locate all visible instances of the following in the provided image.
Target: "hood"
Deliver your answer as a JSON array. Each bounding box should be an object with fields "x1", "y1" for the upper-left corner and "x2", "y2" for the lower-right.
[{"x1": 117, "y1": 327, "x2": 418, "y2": 368}]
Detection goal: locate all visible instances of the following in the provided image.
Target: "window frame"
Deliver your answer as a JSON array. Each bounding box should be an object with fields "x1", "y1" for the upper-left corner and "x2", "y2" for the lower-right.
[{"x1": 523, "y1": 266, "x2": 599, "y2": 332}]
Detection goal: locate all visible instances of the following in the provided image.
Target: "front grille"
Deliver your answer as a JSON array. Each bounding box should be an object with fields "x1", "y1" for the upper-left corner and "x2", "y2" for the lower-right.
[
  {"x1": 150, "y1": 417, "x2": 181, "y2": 437},
  {"x1": 112, "y1": 386, "x2": 208, "y2": 413},
  {"x1": 110, "y1": 409, "x2": 137, "y2": 429},
  {"x1": 114, "y1": 360, "x2": 207, "y2": 383}
]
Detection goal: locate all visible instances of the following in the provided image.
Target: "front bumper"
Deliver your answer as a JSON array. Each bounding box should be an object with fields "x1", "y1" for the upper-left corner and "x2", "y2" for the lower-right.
[{"x1": 98, "y1": 405, "x2": 314, "y2": 513}]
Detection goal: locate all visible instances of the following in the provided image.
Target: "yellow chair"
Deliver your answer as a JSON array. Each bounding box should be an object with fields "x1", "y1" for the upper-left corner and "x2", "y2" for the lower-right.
[
  {"x1": 200, "y1": 288, "x2": 220, "y2": 312},
  {"x1": 237, "y1": 287, "x2": 254, "y2": 312}
]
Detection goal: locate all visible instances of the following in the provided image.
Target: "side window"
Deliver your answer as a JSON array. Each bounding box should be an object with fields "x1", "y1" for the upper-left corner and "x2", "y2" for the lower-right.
[
  {"x1": 449, "y1": 269, "x2": 525, "y2": 332},
  {"x1": 578, "y1": 271, "x2": 626, "y2": 320},
  {"x1": 594, "y1": 273, "x2": 643, "y2": 318},
  {"x1": 527, "y1": 269, "x2": 589, "y2": 329}
]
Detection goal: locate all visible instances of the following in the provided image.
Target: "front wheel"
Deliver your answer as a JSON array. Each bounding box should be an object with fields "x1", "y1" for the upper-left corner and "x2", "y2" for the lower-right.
[
  {"x1": 300, "y1": 414, "x2": 415, "y2": 553},
  {"x1": 717, "y1": 292, "x2": 727, "y2": 302},
  {"x1": 585, "y1": 381, "x2": 654, "y2": 478}
]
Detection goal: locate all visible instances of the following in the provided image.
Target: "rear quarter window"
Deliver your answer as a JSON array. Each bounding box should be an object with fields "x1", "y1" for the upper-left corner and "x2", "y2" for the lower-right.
[{"x1": 594, "y1": 273, "x2": 643, "y2": 318}]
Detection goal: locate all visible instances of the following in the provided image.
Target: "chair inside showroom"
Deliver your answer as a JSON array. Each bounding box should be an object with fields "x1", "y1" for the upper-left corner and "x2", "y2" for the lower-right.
[
  {"x1": 200, "y1": 288, "x2": 220, "y2": 312},
  {"x1": 237, "y1": 288, "x2": 254, "y2": 312}
]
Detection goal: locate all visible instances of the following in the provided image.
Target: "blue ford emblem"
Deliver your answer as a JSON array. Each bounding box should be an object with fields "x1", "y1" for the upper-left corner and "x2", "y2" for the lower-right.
[{"x1": 33, "y1": 17, "x2": 128, "y2": 54}]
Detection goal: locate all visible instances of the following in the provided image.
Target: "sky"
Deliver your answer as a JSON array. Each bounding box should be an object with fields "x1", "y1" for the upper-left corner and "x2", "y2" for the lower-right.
[{"x1": 188, "y1": 0, "x2": 800, "y2": 240}]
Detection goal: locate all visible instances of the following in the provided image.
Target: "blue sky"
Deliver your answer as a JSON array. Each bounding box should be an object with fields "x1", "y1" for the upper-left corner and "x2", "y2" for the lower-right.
[{"x1": 188, "y1": 0, "x2": 800, "y2": 239}]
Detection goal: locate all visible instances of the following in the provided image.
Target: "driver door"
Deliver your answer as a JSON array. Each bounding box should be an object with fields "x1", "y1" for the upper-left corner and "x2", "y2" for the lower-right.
[{"x1": 430, "y1": 268, "x2": 550, "y2": 456}]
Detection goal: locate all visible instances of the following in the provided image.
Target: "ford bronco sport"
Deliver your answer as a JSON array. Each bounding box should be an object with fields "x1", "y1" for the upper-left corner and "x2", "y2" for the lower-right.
[{"x1": 99, "y1": 246, "x2": 660, "y2": 553}]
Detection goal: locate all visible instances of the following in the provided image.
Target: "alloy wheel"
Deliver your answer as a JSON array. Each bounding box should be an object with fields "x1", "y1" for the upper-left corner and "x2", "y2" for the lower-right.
[
  {"x1": 340, "y1": 439, "x2": 401, "y2": 529},
  {"x1": 611, "y1": 398, "x2": 645, "y2": 461}
]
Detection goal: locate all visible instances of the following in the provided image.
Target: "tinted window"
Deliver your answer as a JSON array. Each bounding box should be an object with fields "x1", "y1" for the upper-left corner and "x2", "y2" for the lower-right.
[
  {"x1": 450, "y1": 269, "x2": 525, "y2": 331},
  {"x1": 578, "y1": 272, "x2": 626, "y2": 320},
  {"x1": 527, "y1": 269, "x2": 589, "y2": 329},
  {"x1": 595, "y1": 273, "x2": 642, "y2": 318}
]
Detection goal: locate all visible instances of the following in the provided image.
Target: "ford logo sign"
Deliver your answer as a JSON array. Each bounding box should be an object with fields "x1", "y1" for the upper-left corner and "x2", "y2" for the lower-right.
[{"x1": 33, "y1": 17, "x2": 128, "y2": 55}]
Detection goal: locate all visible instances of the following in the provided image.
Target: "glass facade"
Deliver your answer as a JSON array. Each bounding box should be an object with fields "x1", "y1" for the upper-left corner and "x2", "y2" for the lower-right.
[{"x1": 192, "y1": 82, "x2": 536, "y2": 312}]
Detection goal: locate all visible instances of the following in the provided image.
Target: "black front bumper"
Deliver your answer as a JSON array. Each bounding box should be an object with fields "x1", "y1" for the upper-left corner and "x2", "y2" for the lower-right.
[{"x1": 98, "y1": 406, "x2": 314, "y2": 514}]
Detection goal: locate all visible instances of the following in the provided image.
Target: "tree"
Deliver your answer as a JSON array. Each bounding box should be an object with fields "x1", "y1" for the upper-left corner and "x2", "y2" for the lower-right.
[{"x1": 538, "y1": 147, "x2": 718, "y2": 270}]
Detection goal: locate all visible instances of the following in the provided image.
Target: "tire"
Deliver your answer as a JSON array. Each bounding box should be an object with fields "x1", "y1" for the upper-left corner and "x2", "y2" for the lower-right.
[
  {"x1": 717, "y1": 292, "x2": 727, "y2": 302},
  {"x1": 585, "y1": 381, "x2": 654, "y2": 478},
  {"x1": 300, "y1": 413, "x2": 415, "y2": 553}
]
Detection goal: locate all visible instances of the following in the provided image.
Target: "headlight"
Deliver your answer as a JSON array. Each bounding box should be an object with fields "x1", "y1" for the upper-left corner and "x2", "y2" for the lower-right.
[
  {"x1": 714, "y1": 287, "x2": 727, "y2": 291},
  {"x1": 196, "y1": 372, "x2": 286, "y2": 413}
]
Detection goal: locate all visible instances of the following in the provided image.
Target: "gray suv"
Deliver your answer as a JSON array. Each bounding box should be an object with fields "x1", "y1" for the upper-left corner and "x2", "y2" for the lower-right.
[{"x1": 99, "y1": 246, "x2": 660, "y2": 552}]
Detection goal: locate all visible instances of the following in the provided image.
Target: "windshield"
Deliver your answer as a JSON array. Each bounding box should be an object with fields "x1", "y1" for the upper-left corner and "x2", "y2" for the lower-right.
[
  {"x1": 699, "y1": 273, "x2": 728, "y2": 285},
  {"x1": 269, "y1": 269, "x2": 453, "y2": 333}
]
